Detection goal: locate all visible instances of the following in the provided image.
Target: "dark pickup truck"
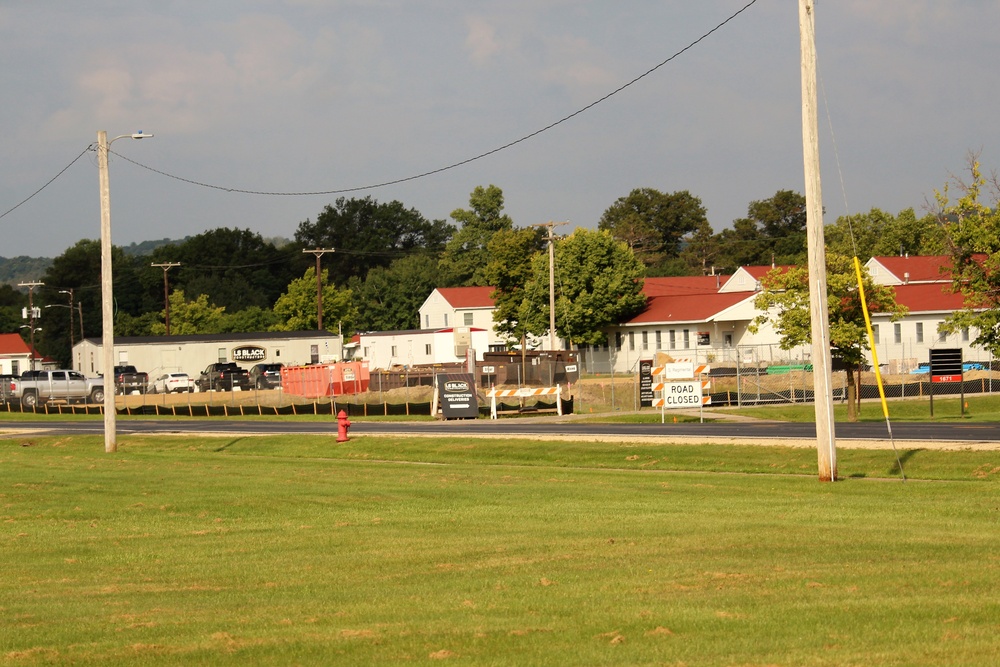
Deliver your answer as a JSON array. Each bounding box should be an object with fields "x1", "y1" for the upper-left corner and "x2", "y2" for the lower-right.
[
  {"x1": 114, "y1": 365, "x2": 149, "y2": 395},
  {"x1": 197, "y1": 363, "x2": 251, "y2": 392}
]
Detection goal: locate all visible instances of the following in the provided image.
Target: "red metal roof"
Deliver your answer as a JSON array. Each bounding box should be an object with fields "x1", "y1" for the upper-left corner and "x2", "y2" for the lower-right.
[
  {"x1": 871, "y1": 255, "x2": 954, "y2": 283},
  {"x1": 890, "y1": 283, "x2": 966, "y2": 312},
  {"x1": 436, "y1": 286, "x2": 495, "y2": 308},
  {"x1": 0, "y1": 333, "x2": 31, "y2": 355},
  {"x1": 625, "y1": 291, "x2": 751, "y2": 325},
  {"x1": 641, "y1": 275, "x2": 729, "y2": 297}
]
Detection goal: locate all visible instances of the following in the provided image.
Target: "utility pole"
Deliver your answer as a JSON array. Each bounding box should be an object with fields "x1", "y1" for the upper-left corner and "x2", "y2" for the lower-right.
[
  {"x1": 303, "y1": 248, "x2": 335, "y2": 330},
  {"x1": 59, "y1": 289, "x2": 75, "y2": 355},
  {"x1": 530, "y1": 221, "x2": 568, "y2": 351},
  {"x1": 151, "y1": 262, "x2": 181, "y2": 335},
  {"x1": 800, "y1": 0, "x2": 837, "y2": 481},
  {"x1": 18, "y1": 281, "x2": 44, "y2": 371}
]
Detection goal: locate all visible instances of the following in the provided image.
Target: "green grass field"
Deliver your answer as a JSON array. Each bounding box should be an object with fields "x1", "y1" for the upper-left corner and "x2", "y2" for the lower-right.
[{"x1": 3, "y1": 434, "x2": 999, "y2": 665}]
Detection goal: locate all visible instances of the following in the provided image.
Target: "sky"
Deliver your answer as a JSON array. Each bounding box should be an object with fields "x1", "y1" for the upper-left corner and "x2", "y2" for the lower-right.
[{"x1": 1, "y1": 1, "x2": 998, "y2": 259}]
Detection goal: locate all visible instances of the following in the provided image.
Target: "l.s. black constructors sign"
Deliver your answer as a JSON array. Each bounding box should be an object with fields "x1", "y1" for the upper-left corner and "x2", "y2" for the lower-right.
[
  {"x1": 436, "y1": 373, "x2": 479, "y2": 419},
  {"x1": 232, "y1": 346, "x2": 267, "y2": 362}
]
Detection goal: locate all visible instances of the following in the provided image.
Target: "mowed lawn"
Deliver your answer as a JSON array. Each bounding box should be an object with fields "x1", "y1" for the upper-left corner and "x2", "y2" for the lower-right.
[{"x1": 2, "y1": 434, "x2": 999, "y2": 666}]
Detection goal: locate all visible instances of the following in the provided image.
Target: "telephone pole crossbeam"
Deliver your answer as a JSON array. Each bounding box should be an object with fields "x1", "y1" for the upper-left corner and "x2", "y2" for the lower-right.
[{"x1": 18, "y1": 281, "x2": 44, "y2": 371}]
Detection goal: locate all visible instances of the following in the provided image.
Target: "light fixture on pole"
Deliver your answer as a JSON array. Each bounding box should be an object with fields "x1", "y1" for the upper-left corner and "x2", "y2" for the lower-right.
[
  {"x1": 98, "y1": 130, "x2": 154, "y2": 454},
  {"x1": 59, "y1": 289, "x2": 75, "y2": 352}
]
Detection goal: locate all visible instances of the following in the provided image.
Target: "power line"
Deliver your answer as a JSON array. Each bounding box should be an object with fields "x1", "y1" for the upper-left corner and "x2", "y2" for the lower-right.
[
  {"x1": 0, "y1": 146, "x2": 93, "y2": 220},
  {"x1": 107, "y1": 1, "x2": 760, "y2": 198}
]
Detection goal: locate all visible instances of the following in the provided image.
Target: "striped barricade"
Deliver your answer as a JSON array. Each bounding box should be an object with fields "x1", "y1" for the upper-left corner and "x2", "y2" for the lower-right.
[{"x1": 487, "y1": 386, "x2": 562, "y2": 419}]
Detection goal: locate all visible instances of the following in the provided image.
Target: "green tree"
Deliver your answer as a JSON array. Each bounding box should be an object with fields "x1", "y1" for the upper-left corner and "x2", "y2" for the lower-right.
[
  {"x1": 598, "y1": 188, "x2": 706, "y2": 272},
  {"x1": 295, "y1": 197, "x2": 452, "y2": 286},
  {"x1": 149, "y1": 290, "x2": 226, "y2": 336},
  {"x1": 482, "y1": 227, "x2": 546, "y2": 346},
  {"x1": 271, "y1": 267, "x2": 357, "y2": 333},
  {"x1": 0, "y1": 284, "x2": 27, "y2": 336},
  {"x1": 148, "y1": 228, "x2": 298, "y2": 313},
  {"x1": 220, "y1": 306, "x2": 281, "y2": 333},
  {"x1": 825, "y1": 207, "x2": 946, "y2": 261},
  {"x1": 519, "y1": 229, "x2": 646, "y2": 346},
  {"x1": 718, "y1": 190, "x2": 808, "y2": 269},
  {"x1": 349, "y1": 254, "x2": 441, "y2": 332},
  {"x1": 935, "y1": 156, "x2": 1000, "y2": 353},
  {"x1": 438, "y1": 185, "x2": 514, "y2": 286},
  {"x1": 750, "y1": 253, "x2": 907, "y2": 421}
]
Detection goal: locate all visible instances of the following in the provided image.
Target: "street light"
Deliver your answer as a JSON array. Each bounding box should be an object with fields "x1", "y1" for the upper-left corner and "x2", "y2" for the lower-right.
[{"x1": 98, "y1": 130, "x2": 154, "y2": 454}]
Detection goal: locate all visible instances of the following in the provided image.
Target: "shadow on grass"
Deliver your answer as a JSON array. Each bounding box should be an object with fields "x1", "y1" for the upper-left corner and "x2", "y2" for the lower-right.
[
  {"x1": 890, "y1": 448, "x2": 924, "y2": 477},
  {"x1": 214, "y1": 437, "x2": 248, "y2": 452}
]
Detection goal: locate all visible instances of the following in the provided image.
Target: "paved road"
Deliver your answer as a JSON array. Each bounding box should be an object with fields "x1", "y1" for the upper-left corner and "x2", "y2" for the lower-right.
[{"x1": 3, "y1": 417, "x2": 1000, "y2": 445}]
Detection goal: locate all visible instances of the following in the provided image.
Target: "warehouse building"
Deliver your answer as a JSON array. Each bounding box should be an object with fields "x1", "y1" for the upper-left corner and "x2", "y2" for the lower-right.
[{"x1": 72, "y1": 331, "x2": 344, "y2": 380}]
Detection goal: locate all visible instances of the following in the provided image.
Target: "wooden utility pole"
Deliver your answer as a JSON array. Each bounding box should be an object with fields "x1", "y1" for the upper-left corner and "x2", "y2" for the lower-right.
[
  {"x1": 18, "y1": 281, "x2": 44, "y2": 371},
  {"x1": 800, "y1": 0, "x2": 837, "y2": 481},
  {"x1": 530, "y1": 221, "x2": 568, "y2": 351},
  {"x1": 151, "y1": 262, "x2": 181, "y2": 335},
  {"x1": 303, "y1": 248, "x2": 335, "y2": 330}
]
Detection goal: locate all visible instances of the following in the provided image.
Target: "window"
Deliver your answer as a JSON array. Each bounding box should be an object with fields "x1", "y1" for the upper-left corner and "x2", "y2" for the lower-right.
[
  {"x1": 218, "y1": 347, "x2": 227, "y2": 363},
  {"x1": 464, "y1": 312, "x2": 474, "y2": 326},
  {"x1": 683, "y1": 329, "x2": 690, "y2": 349},
  {"x1": 628, "y1": 331, "x2": 635, "y2": 351},
  {"x1": 938, "y1": 326, "x2": 947, "y2": 343},
  {"x1": 894, "y1": 323, "x2": 901, "y2": 344},
  {"x1": 425, "y1": 344, "x2": 432, "y2": 355},
  {"x1": 669, "y1": 330, "x2": 676, "y2": 350},
  {"x1": 391, "y1": 345, "x2": 397, "y2": 357},
  {"x1": 11, "y1": 360, "x2": 18, "y2": 375},
  {"x1": 915, "y1": 322, "x2": 923, "y2": 343},
  {"x1": 872, "y1": 324, "x2": 879, "y2": 344},
  {"x1": 655, "y1": 330, "x2": 662, "y2": 349},
  {"x1": 424, "y1": 314, "x2": 429, "y2": 328},
  {"x1": 641, "y1": 331, "x2": 648, "y2": 350},
  {"x1": 444, "y1": 314, "x2": 449, "y2": 327},
  {"x1": 962, "y1": 327, "x2": 970, "y2": 342},
  {"x1": 615, "y1": 332, "x2": 622, "y2": 350},
  {"x1": 310, "y1": 345, "x2": 319, "y2": 364}
]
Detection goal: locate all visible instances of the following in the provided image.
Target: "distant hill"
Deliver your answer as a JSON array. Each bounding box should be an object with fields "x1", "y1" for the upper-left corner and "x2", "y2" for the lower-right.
[
  {"x1": 121, "y1": 237, "x2": 191, "y2": 256},
  {"x1": 0, "y1": 256, "x2": 52, "y2": 288}
]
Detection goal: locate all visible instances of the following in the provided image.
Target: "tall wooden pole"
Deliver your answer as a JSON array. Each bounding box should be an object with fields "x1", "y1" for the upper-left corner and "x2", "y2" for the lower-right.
[
  {"x1": 530, "y1": 221, "x2": 568, "y2": 351},
  {"x1": 151, "y1": 262, "x2": 181, "y2": 335},
  {"x1": 800, "y1": 0, "x2": 837, "y2": 481},
  {"x1": 97, "y1": 130, "x2": 117, "y2": 453},
  {"x1": 303, "y1": 249, "x2": 335, "y2": 330}
]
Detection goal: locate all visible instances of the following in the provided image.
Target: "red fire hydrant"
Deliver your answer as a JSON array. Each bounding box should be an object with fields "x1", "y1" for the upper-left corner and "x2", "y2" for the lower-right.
[{"x1": 336, "y1": 409, "x2": 351, "y2": 442}]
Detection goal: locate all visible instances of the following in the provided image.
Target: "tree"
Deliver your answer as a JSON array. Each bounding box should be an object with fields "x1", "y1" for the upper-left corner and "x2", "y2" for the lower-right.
[
  {"x1": 519, "y1": 229, "x2": 646, "y2": 346},
  {"x1": 295, "y1": 197, "x2": 452, "y2": 286},
  {"x1": 718, "y1": 190, "x2": 808, "y2": 269},
  {"x1": 750, "y1": 253, "x2": 907, "y2": 421},
  {"x1": 482, "y1": 227, "x2": 546, "y2": 346},
  {"x1": 598, "y1": 188, "x2": 706, "y2": 272},
  {"x1": 934, "y1": 155, "x2": 1000, "y2": 353},
  {"x1": 149, "y1": 290, "x2": 226, "y2": 335},
  {"x1": 219, "y1": 306, "x2": 281, "y2": 334},
  {"x1": 271, "y1": 267, "x2": 357, "y2": 333},
  {"x1": 0, "y1": 284, "x2": 27, "y2": 337},
  {"x1": 148, "y1": 228, "x2": 298, "y2": 313},
  {"x1": 825, "y1": 207, "x2": 946, "y2": 261},
  {"x1": 438, "y1": 185, "x2": 514, "y2": 286},
  {"x1": 349, "y1": 254, "x2": 441, "y2": 332}
]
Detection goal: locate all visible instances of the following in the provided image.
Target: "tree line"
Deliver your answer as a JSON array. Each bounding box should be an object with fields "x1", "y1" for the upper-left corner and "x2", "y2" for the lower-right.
[{"x1": 0, "y1": 174, "x2": 978, "y2": 369}]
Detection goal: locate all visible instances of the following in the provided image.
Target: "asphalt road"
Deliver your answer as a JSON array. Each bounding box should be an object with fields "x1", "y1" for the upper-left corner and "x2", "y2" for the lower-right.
[{"x1": 3, "y1": 417, "x2": 1000, "y2": 445}]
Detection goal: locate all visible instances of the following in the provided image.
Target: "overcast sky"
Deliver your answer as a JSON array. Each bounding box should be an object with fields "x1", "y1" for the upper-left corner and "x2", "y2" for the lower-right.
[{"x1": 2, "y1": 1, "x2": 998, "y2": 259}]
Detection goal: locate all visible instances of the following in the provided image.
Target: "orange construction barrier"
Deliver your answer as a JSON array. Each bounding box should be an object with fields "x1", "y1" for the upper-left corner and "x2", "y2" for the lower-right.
[{"x1": 281, "y1": 362, "x2": 370, "y2": 398}]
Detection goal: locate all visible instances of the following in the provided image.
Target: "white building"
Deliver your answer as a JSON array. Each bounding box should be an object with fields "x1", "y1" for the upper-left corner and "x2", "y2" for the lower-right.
[
  {"x1": 349, "y1": 327, "x2": 490, "y2": 370},
  {"x1": 72, "y1": 331, "x2": 344, "y2": 379},
  {"x1": 418, "y1": 287, "x2": 507, "y2": 351},
  {"x1": 0, "y1": 333, "x2": 33, "y2": 375}
]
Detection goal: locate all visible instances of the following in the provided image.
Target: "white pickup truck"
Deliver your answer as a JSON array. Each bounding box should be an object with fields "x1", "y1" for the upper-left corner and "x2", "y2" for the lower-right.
[{"x1": 8, "y1": 370, "x2": 106, "y2": 407}]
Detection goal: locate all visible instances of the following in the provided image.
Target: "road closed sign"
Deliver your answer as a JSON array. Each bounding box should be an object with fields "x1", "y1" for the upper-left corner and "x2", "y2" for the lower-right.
[{"x1": 653, "y1": 380, "x2": 710, "y2": 408}]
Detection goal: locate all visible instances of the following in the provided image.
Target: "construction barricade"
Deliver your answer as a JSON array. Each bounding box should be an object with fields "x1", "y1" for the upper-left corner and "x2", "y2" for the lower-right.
[
  {"x1": 281, "y1": 362, "x2": 370, "y2": 398},
  {"x1": 487, "y1": 385, "x2": 562, "y2": 419}
]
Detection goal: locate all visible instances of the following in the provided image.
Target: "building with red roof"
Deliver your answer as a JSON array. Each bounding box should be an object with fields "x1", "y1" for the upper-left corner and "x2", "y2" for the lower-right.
[{"x1": 0, "y1": 333, "x2": 33, "y2": 375}]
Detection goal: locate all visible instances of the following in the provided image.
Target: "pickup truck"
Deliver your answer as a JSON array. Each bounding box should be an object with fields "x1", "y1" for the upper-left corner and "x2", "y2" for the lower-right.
[
  {"x1": 113, "y1": 365, "x2": 149, "y2": 394},
  {"x1": 197, "y1": 363, "x2": 250, "y2": 392},
  {"x1": 8, "y1": 370, "x2": 105, "y2": 407}
]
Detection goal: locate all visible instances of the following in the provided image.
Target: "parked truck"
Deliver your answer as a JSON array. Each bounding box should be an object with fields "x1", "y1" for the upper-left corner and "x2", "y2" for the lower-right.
[
  {"x1": 197, "y1": 363, "x2": 251, "y2": 392},
  {"x1": 113, "y1": 364, "x2": 149, "y2": 394},
  {"x1": 8, "y1": 370, "x2": 105, "y2": 407}
]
